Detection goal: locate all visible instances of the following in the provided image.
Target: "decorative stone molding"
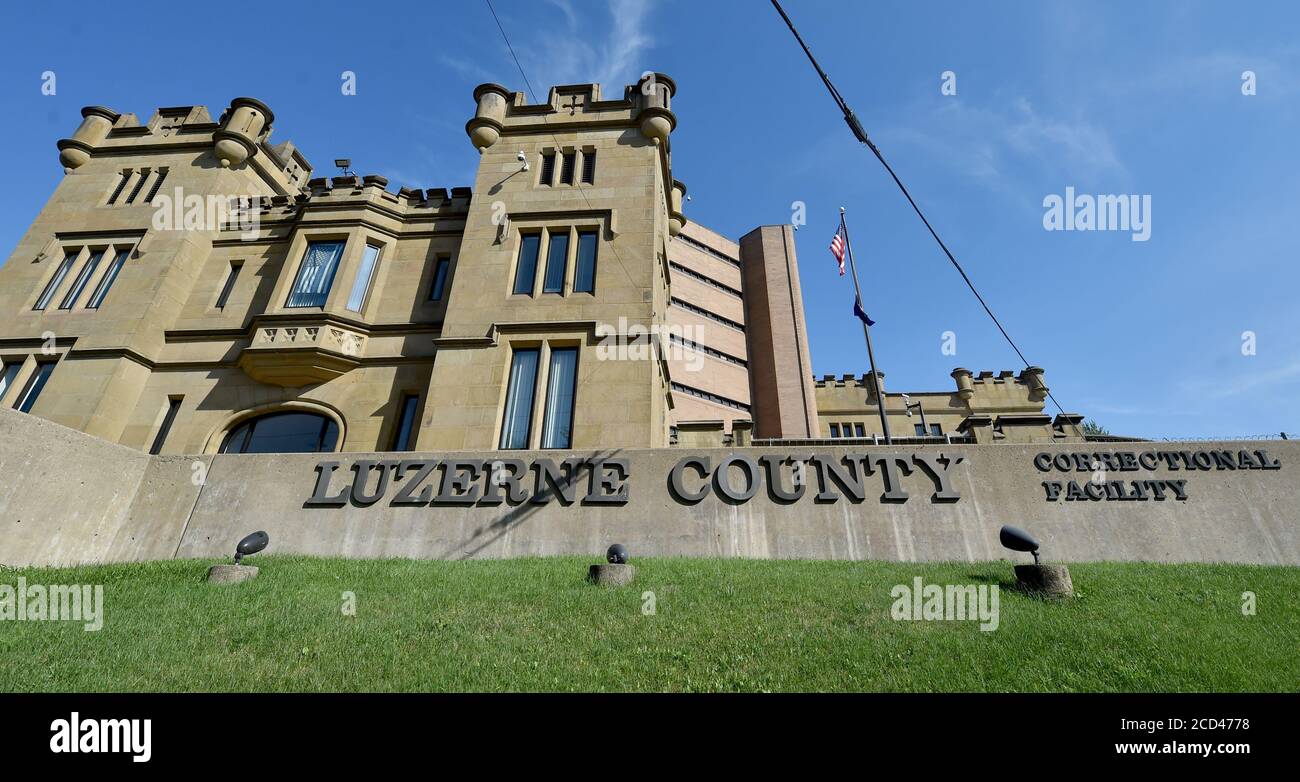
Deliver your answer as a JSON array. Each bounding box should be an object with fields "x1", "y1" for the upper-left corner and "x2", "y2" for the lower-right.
[{"x1": 240, "y1": 320, "x2": 366, "y2": 387}]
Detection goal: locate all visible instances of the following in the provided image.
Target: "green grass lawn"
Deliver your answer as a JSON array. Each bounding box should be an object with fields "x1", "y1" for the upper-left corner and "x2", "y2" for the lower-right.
[{"x1": 1, "y1": 557, "x2": 1296, "y2": 692}]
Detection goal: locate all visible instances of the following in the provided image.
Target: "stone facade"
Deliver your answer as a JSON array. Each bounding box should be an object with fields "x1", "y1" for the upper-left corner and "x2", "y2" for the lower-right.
[{"x1": 0, "y1": 75, "x2": 1074, "y2": 456}]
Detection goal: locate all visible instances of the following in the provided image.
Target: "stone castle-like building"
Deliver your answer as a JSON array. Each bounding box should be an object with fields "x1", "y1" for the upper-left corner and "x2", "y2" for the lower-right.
[{"x1": 0, "y1": 75, "x2": 1080, "y2": 456}]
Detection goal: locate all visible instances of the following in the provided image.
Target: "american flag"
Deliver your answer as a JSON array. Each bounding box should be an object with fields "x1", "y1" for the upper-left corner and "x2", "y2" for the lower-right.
[{"x1": 829, "y1": 224, "x2": 847, "y2": 276}]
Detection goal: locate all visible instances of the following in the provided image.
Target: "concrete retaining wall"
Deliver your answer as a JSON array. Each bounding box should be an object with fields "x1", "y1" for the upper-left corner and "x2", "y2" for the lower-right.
[{"x1": 3, "y1": 408, "x2": 1297, "y2": 566}]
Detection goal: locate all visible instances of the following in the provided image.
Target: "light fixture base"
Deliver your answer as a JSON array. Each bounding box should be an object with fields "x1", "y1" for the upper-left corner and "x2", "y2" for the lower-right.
[
  {"x1": 587, "y1": 563, "x2": 635, "y2": 587},
  {"x1": 206, "y1": 564, "x2": 260, "y2": 585},
  {"x1": 1013, "y1": 563, "x2": 1073, "y2": 598}
]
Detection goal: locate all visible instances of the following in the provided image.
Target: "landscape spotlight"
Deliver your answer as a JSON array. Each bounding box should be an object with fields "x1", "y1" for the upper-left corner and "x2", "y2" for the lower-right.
[
  {"x1": 234, "y1": 531, "x2": 269, "y2": 565},
  {"x1": 606, "y1": 543, "x2": 628, "y2": 565},
  {"x1": 999, "y1": 525, "x2": 1040, "y2": 565}
]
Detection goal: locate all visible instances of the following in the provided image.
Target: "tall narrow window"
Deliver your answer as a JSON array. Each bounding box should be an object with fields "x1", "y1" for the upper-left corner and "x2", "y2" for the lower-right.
[
  {"x1": 59, "y1": 250, "x2": 104, "y2": 310},
  {"x1": 391, "y1": 394, "x2": 420, "y2": 451},
  {"x1": 559, "y1": 152, "x2": 576, "y2": 185},
  {"x1": 574, "y1": 231, "x2": 598, "y2": 294},
  {"x1": 581, "y1": 150, "x2": 596, "y2": 184},
  {"x1": 143, "y1": 167, "x2": 169, "y2": 205},
  {"x1": 540, "y1": 347, "x2": 578, "y2": 449},
  {"x1": 149, "y1": 396, "x2": 183, "y2": 455},
  {"x1": 13, "y1": 362, "x2": 54, "y2": 413},
  {"x1": 106, "y1": 170, "x2": 131, "y2": 205},
  {"x1": 539, "y1": 153, "x2": 556, "y2": 186},
  {"x1": 215, "y1": 261, "x2": 242, "y2": 309},
  {"x1": 86, "y1": 249, "x2": 129, "y2": 309},
  {"x1": 829, "y1": 423, "x2": 841, "y2": 438},
  {"x1": 346, "y1": 243, "x2": 382, "y2": 312},
  {"x1": 286, "y1": 241, "x2": 345, "y2": 308},
  {"x1": 512, "y1": 234, "x2": 541, "y2": 295},
  {"x1": 428, "y1": 256, "x2": 450, "y2": 301},
  {"x1": 853, "y1": 423, "x2": 865, "y2": 438},
  {"x1": 124, "y1": 169, "x2": 151, "y2": 204},
  {"x1": 499, "y1": 348, "x2": 540, "y2": 450},
  {"x1": 542, "y1": 231, "x2": 569, "y2": 294},
  {"x1": 34, "y1": 252, "x2": 78, "y2": 311},
  {"x1": 0, "y1": 362, "x2": 21, "y2": 402}
]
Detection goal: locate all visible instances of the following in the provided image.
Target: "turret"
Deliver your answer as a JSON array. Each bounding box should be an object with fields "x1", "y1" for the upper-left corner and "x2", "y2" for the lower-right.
[
  {"x1": 635, "y1": 72, "x2": 676, "y2": 145},
  {"x1": 213, "y1": 97, "x2": 275, "y2": 168},
  {"x1": 56, "y1": 106, "x2": 120, "y2": 172},
  {"x1": 466, "y1": 83, "x2": 512, "y2": 152},
  {"x1": 669, "y1": 180, "x2": 688, "y2": 236}
]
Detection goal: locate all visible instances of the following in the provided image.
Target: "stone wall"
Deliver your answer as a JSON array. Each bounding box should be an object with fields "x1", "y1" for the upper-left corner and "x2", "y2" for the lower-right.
[{"x1": 2, "y1": 407, "x2": 1296, "y2": 567}]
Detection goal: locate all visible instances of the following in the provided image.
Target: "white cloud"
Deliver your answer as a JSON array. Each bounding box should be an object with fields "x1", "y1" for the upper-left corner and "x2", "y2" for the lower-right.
[
  {"x1": 881, "y1": 97, "x2": 1128, "y2": 191},
  {"x1": 1198, "y1": 359, "x2": 1300, "y2": 401},
  {"x1": 520, "y1": 0, "x2": 656, "y2": 95}
]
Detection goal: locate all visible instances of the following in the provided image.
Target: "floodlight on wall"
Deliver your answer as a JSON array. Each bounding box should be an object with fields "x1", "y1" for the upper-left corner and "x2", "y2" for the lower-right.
[{"x1": 335, "y1": 158, "x2": 356, "y2": 176}]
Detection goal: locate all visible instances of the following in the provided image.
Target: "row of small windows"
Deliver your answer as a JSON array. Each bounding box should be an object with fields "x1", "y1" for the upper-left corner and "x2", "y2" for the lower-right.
[
  {"x1": 512, "y1": 228, "x2": 599, "y2": 297},
  {"x1": 668, "y1": 261, "x2": 743, "y2": 298},
  {"x1": 668, "y1": 297, "x2": 745, "y2": 332},
  {"x1": 281, "y1": 240, "x2": 454, "y2": 311},
  {"x1": 33, "y1": 246, "x2": 131, "y2": 311},
  {"x1": 106, "y1": 167, "x2": 169, "y2": 206},
  {"x1": 0, "y1": 359, "x2": 56, "y2": 414},
  {"x1": 667, "y1": 334, "x2": 747, "y2": 368},
  {"x1": 826, "y1": 422, "x2": 944, "y2": 438},
  {"x1": 828, "y1": 422, "x2": 866, "y2": 439},
  {"x1": 670, "y1": 381, "x2": 751, "y2": 412},
  {"x1": 674, "y1": 233, "x2": 742, "y2": 270},
  {"x1": 538, "y1": 150, "x2": 596, "y2": 187}
]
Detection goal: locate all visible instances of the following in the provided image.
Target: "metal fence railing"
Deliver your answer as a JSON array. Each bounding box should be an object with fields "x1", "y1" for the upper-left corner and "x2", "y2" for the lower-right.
[
  {"x1": 1085, "y1": 433, "x2": 1291, "y2": 444},
  {"x1": 749, "y1": 433, "x2": 975, "y2": 447}
]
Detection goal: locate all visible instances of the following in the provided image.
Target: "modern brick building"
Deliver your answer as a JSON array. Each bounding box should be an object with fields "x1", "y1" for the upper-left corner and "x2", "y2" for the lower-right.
[{"x1": 0, "y1": 75, "x2": 1079, "y2": 457}]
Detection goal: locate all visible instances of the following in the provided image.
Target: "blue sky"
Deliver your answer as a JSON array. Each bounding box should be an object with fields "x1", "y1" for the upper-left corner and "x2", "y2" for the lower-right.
[{"x1": 3, "y1": 0, "x2": 1298, "y2": 439}]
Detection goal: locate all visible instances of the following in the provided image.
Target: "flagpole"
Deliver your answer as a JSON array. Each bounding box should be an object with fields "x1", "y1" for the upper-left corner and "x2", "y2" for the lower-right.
[{"x1": 839, "y1": 207, "x2": 892, "y2": 444}]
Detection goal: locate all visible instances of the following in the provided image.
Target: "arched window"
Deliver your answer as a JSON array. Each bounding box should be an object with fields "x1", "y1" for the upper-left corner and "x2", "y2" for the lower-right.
[{"x1": 219, "y1": 411, "x2": 339, "y2": 454}]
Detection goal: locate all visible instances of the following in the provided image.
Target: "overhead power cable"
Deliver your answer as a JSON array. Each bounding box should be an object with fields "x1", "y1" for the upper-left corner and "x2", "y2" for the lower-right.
[{"x1": 770, "y1": 0, "x2": 1070, "y2": 420}]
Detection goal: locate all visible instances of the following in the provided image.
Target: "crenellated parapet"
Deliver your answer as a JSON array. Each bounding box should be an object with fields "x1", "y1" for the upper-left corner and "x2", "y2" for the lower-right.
[
  {"x1": 465, "y1": 73, "x2": 678, "y2": 152},
  {"x1": 811, "y1": 366, "x2": 1082, "y2": 443},
  {"x1": 53, "y1": 97, "x2": 313, "y2": 194}
]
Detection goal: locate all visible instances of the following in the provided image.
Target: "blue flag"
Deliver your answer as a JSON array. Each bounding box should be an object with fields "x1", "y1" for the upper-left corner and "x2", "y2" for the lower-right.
[{"x1": 853, "y1": 295, "x2": 875, "y2": 327}]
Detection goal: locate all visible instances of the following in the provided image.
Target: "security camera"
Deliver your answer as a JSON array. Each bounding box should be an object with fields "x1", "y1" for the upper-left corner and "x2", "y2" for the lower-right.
[{"x1": 517, "y1": 151, "x2": 529, "y2": 172}]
